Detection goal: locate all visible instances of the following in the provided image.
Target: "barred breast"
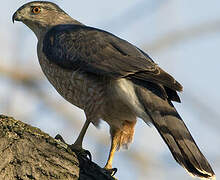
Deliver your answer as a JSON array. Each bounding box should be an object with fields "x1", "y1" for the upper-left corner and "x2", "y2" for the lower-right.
[{"x1": 37, "y1": 42, "x2": 106, "y2": 125}]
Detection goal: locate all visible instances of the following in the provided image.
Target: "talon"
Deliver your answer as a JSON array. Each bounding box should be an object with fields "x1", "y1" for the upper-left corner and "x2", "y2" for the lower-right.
[
  {"x1": 110, "y1": 168, "x2": 118, "y2": 176},
  {"x1": 69, "y1": 144, "x2": 92, "y2": 161},
  {"x1": 84, "y1": 150, "x2": 92, "y2": 161},
  {"x1": 55, "y1": 134, "x2": 66, "y2": 143},
  {"x1": 104, "y1": 168, "x2": 118, "y2": 176}
]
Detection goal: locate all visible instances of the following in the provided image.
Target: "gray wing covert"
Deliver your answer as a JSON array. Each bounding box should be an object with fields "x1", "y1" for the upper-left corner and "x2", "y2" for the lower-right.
[{"x1": 43, "y1": 24, "x2": 182, "y2": 94}]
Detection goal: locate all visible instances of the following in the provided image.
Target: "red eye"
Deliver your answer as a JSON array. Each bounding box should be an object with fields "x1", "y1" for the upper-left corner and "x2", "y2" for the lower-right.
[{"x1": 32, "y1": 7, "x2": 41, "y2": 14}]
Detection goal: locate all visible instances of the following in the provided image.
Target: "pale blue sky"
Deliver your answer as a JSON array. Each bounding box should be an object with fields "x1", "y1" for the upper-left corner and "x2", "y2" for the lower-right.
[{"x1": 1, "y1": 1, "x2": 220, "y2": 179}]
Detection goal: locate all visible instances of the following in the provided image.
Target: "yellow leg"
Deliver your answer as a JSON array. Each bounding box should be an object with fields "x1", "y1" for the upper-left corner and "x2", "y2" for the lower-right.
[
  {"x1": 104, "y1": 132, "x2": 118, "y2": 169},
  {"x1": 104, "y1": 120, "x2": 136, "y2": 170}
]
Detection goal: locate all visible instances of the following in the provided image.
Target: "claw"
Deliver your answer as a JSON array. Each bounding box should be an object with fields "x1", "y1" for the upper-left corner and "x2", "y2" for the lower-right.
[
  {"x1": 55, "y1": 134, "x2": 66, "y2": 143},
  {"x1": 83, "y1": 149, "x2": 92, "y2": 161},
  {"x1": 69, "y1": 144, "x2": 92, "y2": 161},
  {"x1": 104, "y1": 168, "x2": 118, "y2": 176}
]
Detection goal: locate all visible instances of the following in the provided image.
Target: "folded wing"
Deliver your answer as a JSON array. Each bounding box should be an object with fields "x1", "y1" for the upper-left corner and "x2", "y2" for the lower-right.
[{"x1": 43, "y1": 24, "x2": 182, "y2": 95}]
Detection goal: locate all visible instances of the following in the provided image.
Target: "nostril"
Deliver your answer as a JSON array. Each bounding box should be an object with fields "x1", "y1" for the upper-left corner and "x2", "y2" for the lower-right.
[{"x1": 12, "y1": 11, "x2": 22, "y2": 23}]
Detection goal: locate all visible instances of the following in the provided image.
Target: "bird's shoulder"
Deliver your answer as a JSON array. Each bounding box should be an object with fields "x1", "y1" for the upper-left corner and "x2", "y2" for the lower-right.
[
  {"x1": 43, "y1": 24, "x2": 149, "y2": 59},
  {"x1": 44, "y1": 24, "x2": 104, "y2": 41},
  {"x1": 42, "y1": 24, "x2": 182, "y2": 102},
  {"x1": 42, "y1": 24, "x2": 156, "y2": 73}
]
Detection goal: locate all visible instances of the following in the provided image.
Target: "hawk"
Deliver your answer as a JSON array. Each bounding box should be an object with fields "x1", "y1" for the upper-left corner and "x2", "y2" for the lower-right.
[{"x1": 13, "y1": 1, "x2": 215, "y2": 179}]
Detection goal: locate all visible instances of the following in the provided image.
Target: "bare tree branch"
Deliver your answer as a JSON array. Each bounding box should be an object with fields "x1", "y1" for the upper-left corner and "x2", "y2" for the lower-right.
[
  {"x1": 0, "y1": 115, "x2": 115, "y2": 180},
  {"x1": 144, "y1": 20, "x2": 220, "y2": 53}
]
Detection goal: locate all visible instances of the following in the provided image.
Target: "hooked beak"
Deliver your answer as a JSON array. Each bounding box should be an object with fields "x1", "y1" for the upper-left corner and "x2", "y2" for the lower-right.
[{"x1": 12, "y1": 11, "x2": 22, "y2": 23}]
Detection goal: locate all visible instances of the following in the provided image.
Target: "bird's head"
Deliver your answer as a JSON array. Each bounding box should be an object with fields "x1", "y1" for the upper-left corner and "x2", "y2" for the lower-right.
[{"x1": 12, "y1": 1, "x2": 77, "y2": 38}]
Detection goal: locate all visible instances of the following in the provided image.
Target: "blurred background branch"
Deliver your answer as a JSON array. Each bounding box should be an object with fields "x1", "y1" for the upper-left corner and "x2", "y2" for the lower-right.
[
  {"x1": 144, "y1": 20, "x2": 220, "y2": 53},
  {"x1": 1, "y1": 1, "x2": 219, "y2": 180}
]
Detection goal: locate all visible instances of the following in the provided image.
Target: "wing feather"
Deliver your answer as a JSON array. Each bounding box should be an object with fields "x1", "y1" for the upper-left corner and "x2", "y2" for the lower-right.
[{"x1": 43, "y1": 24, "x2": 183, "y2": 92}]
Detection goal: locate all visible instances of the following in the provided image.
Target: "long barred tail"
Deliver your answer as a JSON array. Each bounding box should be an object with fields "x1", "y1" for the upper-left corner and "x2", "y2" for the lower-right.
[
  {"x1": 135, "y1": 86, "x2": 215, "y2": 179},
  {"x1": 152, "y1": 111, "x2": 214, "y2": 179}
]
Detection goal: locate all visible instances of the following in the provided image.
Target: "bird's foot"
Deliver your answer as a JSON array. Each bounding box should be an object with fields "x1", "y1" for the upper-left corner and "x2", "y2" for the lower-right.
[
  {"x1": 103, "y1": 167, "x2": 118, "y2": 177},
  {"x1": 69, "y1": 144, "x2": 92, "y2": 161},
  {"x1": 55, "y1": 134, "x2": 66, "y2": 143},
  {"x1": 55, "y1": 134, "x2": 92, "y2": 161}
]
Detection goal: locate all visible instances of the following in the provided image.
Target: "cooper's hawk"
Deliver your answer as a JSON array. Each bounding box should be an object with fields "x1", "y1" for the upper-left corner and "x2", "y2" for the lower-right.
[{"x1": 13, "y1": 1, "x2": 215, "y2": 179}]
